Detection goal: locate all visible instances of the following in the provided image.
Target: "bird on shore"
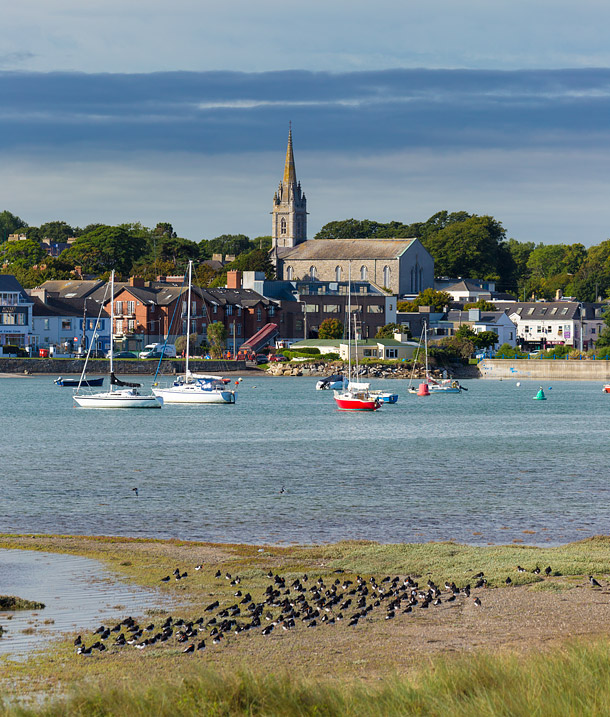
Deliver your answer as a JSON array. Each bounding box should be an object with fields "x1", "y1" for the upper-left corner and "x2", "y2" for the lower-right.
[
  {"x1": 590, "y1": 576, "x2": 602, "y2": 588},
  {"x1": 545, "y1": 566, "x2": 552, "y2": 576}
]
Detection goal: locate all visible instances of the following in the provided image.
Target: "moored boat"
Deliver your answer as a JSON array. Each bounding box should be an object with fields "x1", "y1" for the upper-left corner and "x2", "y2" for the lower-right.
[{"x1": 55, "y1": 376, "x2": 104, "y2": 387}]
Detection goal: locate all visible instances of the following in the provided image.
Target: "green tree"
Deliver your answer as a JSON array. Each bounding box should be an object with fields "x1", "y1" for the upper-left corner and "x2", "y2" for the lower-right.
[
  {"x1": 1, "y1": 238, "x2": 45, "y2": 268},
  {"x1": 318, "y1": 318, "x2": 344, "y2": 339},
  {"x1": 206, "y1": 321, "x2": 227, "y2": 358},
  {"x1": 62, "y1": 225, "x2": 148, "y2": 276},
  {"x1": 175, "y1": 333, "x2": 199, "y2": 355},
  {"x1": 398, "y1": 288, "x2": 452, "y2": 313},
  {"x1": 39, "y1": 221, "x2": 74, "y2": 242},
  {"x1": 375, "y1": 322, "x2": 404, "y2": 339},
  {"x1": 463, "y1": 300, "x2": 497, "y2": 311},
  {"x1": 199, "y1": 234, "x2": 252, "y2": 260},
  {"x1": 210, "y1": 249, "x2": 275, "y2": 287},
  {"x1": 0, "y1": 210, "x2": 27, "y2": 241}
]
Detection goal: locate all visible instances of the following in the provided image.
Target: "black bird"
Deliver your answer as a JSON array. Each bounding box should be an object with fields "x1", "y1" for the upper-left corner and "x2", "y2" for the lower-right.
[
  {"x1": 533, "y1": 566, "x2": 541, "y2": 575},
  {"x1": 74, "y1": 635, "x2": 82, "y2": 646},
  {"x1": 473, "y1": 597, "x2": 482, "y2": 607},
  {"x1": 517, "y1": 566, "x2": 525, "y2": 573},
  {"x1": 132, "y1": 487, "x2": 139, "y2": 497},
  {"x1": 590, "y1": 576, "x2": 602, "y2": 587},
  {"x1": 505, "y1": 577, "x2": 512, "y2": 585},
  {"x1": 545, "y1": 566, "x2": 552, "y2": 576},
  {"x1": 160, "y1": 576, "x2": 170, "y2": 582},
  {"x1": 196, "y1": 640, "x2": 206, "y2": 651},
  {"x1": 182, "y1": 643, "x2": 195, "y2": 653},
  {"x1": 279, "y1": 486, "x2": 285, "y2": 494}
]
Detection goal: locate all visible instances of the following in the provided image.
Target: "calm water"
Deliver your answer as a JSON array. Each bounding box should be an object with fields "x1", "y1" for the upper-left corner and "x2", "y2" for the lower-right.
[
  {"x1": 0, "y1": 548, "x2": 163, "y2": 658},
  {"x1": 1, "y1": 375, "x2": 609, "y2": 546}
]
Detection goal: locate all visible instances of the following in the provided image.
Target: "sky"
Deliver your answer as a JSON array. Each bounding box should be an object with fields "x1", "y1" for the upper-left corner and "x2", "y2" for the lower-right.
[{"x1": 1, "y1": 1, "x2": 609, "y2": 246}]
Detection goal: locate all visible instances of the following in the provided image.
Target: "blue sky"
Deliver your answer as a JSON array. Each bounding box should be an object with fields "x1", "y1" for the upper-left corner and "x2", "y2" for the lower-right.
[{"x1": 1, "y1": 1, "x2": 609, "y2": 245}]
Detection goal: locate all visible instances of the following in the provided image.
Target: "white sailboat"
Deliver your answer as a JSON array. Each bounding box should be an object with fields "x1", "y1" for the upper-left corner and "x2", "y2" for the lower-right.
[
  {"x1": 73, "y1": 271, "x2": 163, "y2": 409},
  {"x1": 407, "y1": 324, "x2": 465, "y2": 395},
  {"x1": 152, "y1": 261, "x2": 237, "y2": 405}
]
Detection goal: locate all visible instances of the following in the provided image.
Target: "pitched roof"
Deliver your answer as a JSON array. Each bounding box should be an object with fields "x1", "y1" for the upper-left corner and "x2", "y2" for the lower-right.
[
  {"x1": 36, "y1": 279, "x2": 105, "y2": 299},
  {"x1": 281, "y1": 238, "x2": 417, "y2": 261},
  {"x1": 444, "y1": 280, "x2": 492, "y2": 293},
  {"x1": 31, "y1": 295, "x2": 109, "y2": 318},
  {"x1": 494, "y1": 301, "x2": 581, "y2": 320},
  {"x1": 0, "y1": 274, "x2": 31, "y2": 302}
]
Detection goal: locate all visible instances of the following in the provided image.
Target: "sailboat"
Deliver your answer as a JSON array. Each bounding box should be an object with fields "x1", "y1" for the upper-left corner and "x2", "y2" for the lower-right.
[
  {"x1": 333, "y1": 266, "x2": 381, "y2": 411},
  {"x1": 73, "y1": 271, "x2": 163, "y2": 409},
  {"x1": 152, "y1": 261, "x2": 237, "y2": 404},
  {"x1": 407, "y1": 324, "x2": 465, "y2": 395}
]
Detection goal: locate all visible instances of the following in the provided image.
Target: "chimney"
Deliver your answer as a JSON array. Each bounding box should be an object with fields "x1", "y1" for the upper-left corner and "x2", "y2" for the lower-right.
[
  {"x1": 468, "y1": 308, "x2": 481, "y2": 322},
  {"x1": 73, "y1": 266, "x2": 82, "y2": 278},
  {"x1": 156, "y1": 276, "x2": 167, "y2": 283},
  {"x1": 130, "y1": 276, "x2": 145, "y2": 288},
  {"x1": 227, "y1": 270, "x2": 242, "y2": 289},
  {"x1": 29, "y1": 288, "x2": 47, "y2": 303},
  {"x1": 555, "y1": 288, "x2": 563, "y2": 301},
  {"x1": 212, "y1": 253, "x2": 223, "y2": 262}
]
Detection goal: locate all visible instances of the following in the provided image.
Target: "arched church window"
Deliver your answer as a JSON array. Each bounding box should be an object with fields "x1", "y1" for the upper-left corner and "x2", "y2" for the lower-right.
[
  {"x1": 360, "y1": 265, "x2": 368, "y2": 281},
  {"x1": 286, "y1": 266, "x2": 293, "y2": 280},
  {"x1": 383, "y1": 266, "x2": 390, "y2": 287},
  {"x1": 310, "y1": 266, "x2": 317, "y2": 280},
  {"x1": 335, "y1": 266, "x2": 342, "y2": 282},
  {"x1": 280, "y1": 218, "x2": 287, "y2": 235}
]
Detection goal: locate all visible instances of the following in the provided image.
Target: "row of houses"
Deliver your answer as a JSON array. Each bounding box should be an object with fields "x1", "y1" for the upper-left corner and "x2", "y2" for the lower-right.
[{"x1": 1, "y1": 271, "x2": 607, "y2": 356}]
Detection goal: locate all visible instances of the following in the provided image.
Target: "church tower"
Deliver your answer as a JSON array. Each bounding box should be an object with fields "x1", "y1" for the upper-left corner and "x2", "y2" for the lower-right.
[{"x1": 271, "y1": 127, "x2": 307, "y2": 253}]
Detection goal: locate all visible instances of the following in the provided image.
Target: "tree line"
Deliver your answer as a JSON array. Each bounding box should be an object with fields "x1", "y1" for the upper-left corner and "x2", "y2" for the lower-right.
[{"x1": 2, "y1": 208, "x2": 610, "y2": 302}]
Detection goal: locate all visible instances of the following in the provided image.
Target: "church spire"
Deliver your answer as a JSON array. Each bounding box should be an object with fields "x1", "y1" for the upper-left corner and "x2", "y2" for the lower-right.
[{"x1": 283, "y1": 124, "x2": 296, "y2": 186}]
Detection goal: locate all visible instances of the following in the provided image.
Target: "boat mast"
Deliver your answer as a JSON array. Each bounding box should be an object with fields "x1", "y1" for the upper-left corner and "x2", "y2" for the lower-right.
[
  {"x1": 347, "y1": 262, "x2": 351, "y2": 385},
  {"x1": 109, "y1": 270, "x2": 114, "y2": 392},
  {"x1": 424, "y1": 321, "x2": 429, "y2": 379},
  {"x1": 185, "y1": 260, "x2": 192, "y2": 377}
]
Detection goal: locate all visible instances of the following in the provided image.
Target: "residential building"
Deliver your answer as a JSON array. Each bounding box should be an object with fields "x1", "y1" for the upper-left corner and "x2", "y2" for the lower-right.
[
  {"x1": 339, "y1": 339, "x2": 418, "y2": 362},
  {"x1": 446, "y1": 308, "x2": 517, "y2": 347},
  {"x1": 29, "y1": 291, "x2": 110, "y2": 354},
  {"x1": 0, "y1": 275, "x2": 33, "y2": 348}
]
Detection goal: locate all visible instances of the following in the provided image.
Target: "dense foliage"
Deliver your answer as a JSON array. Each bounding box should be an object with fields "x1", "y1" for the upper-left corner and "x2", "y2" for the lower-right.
[
  {"x1": 2, "y1": 208, "x2": 609, "y2": 302},
  {"x1": 318, "y1": 318, "x2": 344, "y2": 339}
]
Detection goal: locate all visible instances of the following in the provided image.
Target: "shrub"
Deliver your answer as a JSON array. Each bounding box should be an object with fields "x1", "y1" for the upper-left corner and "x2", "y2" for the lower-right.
[{"x1": 297, "y1": 347, "x2": 321, "y2": 355}]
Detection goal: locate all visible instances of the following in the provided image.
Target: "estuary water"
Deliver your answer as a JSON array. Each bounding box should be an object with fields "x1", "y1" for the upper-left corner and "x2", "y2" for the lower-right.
[{"x1": 1, "y1": 375, "x2": 609, "y2": 547}]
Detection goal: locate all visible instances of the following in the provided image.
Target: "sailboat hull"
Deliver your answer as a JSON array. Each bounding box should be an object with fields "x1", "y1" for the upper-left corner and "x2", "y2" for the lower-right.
[
  {"x1": 74, "y1": 390, "x2": 163, "y2": 408},
  {"x1": 152, "y1": 386, "x2": 235, "y2": 404},
  {"x1": 334, "y1": 392, "x2": 381, "y2": 410}
]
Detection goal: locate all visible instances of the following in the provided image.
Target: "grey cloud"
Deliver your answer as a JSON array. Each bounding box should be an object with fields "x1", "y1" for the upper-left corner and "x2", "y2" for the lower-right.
[{"x1": 0, "y1": 68, "x2": 609, "y2": 154}]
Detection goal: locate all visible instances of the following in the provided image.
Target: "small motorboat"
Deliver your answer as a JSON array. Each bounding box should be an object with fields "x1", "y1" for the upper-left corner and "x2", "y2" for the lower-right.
[
  {"x1": 316, "y1": 374, "x2": 344, "y2": 390},
  {"x1": 55, "y1": 376, "x2": 104, "y2": 387},
  {"x1": 368, "y1": 388, "x2": 398, "y2": 404},
  {"x1": 603, "y1": 384, "x2": 610, "y2": 393}
]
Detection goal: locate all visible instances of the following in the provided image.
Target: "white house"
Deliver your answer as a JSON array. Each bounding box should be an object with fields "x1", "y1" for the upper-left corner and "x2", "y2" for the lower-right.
[
  {"x1": 29, "y1": 292, "x2": 110, "y2": 354},
  {"x1": 447, "y1": 308, "x2": 517, "y2": 347}
]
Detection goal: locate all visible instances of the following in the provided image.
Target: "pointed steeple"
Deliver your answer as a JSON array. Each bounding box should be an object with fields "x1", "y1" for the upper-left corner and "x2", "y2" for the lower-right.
[{"x1": 283, "y1": 124, "x2": 296, "y2": 187}]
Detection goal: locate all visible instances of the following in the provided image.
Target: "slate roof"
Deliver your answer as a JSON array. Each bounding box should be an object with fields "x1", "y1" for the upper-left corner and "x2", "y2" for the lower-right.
[
  {"x1": 31, "y1": 295, "x2": 109, "y2": 319},
  {"x1": 36, "y1": 279, "x2": 105, "y2": 299},
  {"x1": 444, "y1": 280, "x2": 492, "y2": 293},
  {"x1": 0, "y1": 274, "x2": 31, "y2": 302},
  {"x1": 447, "y1": 310, "x2": 513, "y2": 325},
  {"x1": 494, "y1": 301, "x2": 581, "y2": 320},
  {"x1": 281, "y1": 238, "x2": 417, "y2": 261}
]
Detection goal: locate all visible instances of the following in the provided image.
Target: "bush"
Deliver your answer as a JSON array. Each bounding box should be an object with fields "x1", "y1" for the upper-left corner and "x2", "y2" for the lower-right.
[{"x1": 297, "y1": 347, "x2": 321, "y2": 355}]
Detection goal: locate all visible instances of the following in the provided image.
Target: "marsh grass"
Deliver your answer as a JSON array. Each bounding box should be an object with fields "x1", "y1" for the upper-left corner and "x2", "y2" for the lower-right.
[{"x1": 2, "y1": 640, "x2": 610, "y2": 716}]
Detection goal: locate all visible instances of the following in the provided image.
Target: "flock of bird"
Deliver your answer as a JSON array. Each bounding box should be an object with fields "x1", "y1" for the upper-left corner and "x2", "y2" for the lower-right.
[{"x1": 72, "y1": 563, "x2": 604, "y2": 656}]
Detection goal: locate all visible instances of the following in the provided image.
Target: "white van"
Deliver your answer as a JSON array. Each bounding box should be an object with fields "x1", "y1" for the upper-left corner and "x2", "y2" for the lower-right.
[{"x1": 139, "y1": 343, "x2": 177, "y2": 359}]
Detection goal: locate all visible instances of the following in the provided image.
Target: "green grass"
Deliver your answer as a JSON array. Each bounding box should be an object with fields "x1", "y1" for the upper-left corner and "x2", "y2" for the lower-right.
[
  {"x1": 3, "y1": 640, "x2": 610, "y2": 716},
  {"x1": 0, "y1": 596, "x2": 45, "y2": 610}
]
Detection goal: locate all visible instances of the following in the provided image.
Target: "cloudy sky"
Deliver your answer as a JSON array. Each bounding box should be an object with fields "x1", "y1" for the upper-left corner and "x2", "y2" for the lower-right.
[{"x1": 1, "y1": 1, "x2": 609, "y2": 245}]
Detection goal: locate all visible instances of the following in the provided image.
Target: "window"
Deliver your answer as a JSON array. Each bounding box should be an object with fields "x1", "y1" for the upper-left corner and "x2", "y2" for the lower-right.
[
  {"x1": 115, "y1": 301, "x2": 123, "y2": 315},
  {"x1": 516, "y1": 307, "x2": 523, "y2": 315},
  {"x1": 324, "y1": 304, "x2": 340, "y2": 313},
  {"x1": 335, "y1": 266, "x2": 342, "y2": 282},
  {"x1": 536, "y1": 326, "x2": 542, "y2": 333},
  {"x1": 61, "y1": 319, "x2": 71, "y2": 330},
  {"x1": 295, "y1": 319, "x2": 303, "y2": 331},
  {"x1": 237, "y1": 306, "x2": 242, "y2": 316},
  {"x1": 305, "y1": 304, "x2": 318, "y2": 313},
  {"x1": 256, "y1": 308, "x2": 262, "y2": 321},
  {"x1": 363, "y1": 348, "x2": 376, "y2": 357},
  {"x1": 547, "y1": 325, "x2": 552, "y2": 332},
  {"x1": 128, "y1": 319, "x2": 136, "y2": 332},
  {"x1": 213, "y1": 304, "x2": 217, "y2": 314},
  {"x1": 115, "y1": 319, "x2": 123, "y2": 334},
  {"x1": 268, "y1": 305, "x2": 275, "y2": 317},
  {"x1": 236, "y1": 323, "x2": 242, "y2": 335},
  {"x1": 386, "y1": 348, "x2": 398, "y2": 359},
  {"x1": 182, "y1": 300, "x2": 187, "y2": 315},
  {"x1": 44, "y1": 318, "x2": 49, "y2": 330},
  {"x1": 367, "y1": 305, "x2": 383, "y2": 313},
  {"x1": 540, "y1": 307, "x2": 547, "y2": 315},
  {"x1": 226, "y1": 305, "x2": 233, "y2": 315},
  {"x1": 191, "y1": 319, "x2": 196, "y2": 333},
  {"x1": 561, "y1": 307, "x2": 569, "y2": 315},
  {"x1": 280, "y1": 217, "x2": 287, "y2": 235},
  {"x1": 309, "y1": 266, "x2": 317, "y2": 280},
  {"x1": 524, "y1": 325, "x2": 529, "y2": 332},
  {"x1": 360, "y1": 265, "x2": 368, "y2": 280},
  {"x1": 383, "y1": 266, "x2": 390, "y2": 287},
  {"x1": 286, "y1": 266, "x2": 293, "y2": 280},
  {"x1": 550, "y1": 307, "x2": 558, "y2": 315},
  {"x1": 558, "y1": 326, "x2": 563, "y2": 335},
  {"x1": 527, "y1": 308, "x2": 535, "y2": 315},
  {"x1": 591, "y1": 327, "x2": 596, "y2": 334},
  {"x1": 127, "y1": 301, "x2": 135, "y2": 314},
  {"x1": 509, "y1": 332, "x2": 513, "y2": 340}
]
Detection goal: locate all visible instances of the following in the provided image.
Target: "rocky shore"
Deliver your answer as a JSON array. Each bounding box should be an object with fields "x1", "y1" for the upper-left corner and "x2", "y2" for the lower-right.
[{"x1": 265, "y1": 360, "x2": 468, "y2": 379}]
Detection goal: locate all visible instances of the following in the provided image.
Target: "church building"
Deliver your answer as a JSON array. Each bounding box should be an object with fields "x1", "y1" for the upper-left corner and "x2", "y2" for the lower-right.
[{"x1": 271, "y1": 130, "x2": 434, "y2": 297}]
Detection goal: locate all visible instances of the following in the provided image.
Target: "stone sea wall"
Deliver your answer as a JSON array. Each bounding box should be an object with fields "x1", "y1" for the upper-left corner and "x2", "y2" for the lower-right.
[
  {"x1": 0, "y1": 358, "x2": 247, "y2": 375},
  {"x1": 479, "y1": 358, "x2": 610, "y2": 380}
]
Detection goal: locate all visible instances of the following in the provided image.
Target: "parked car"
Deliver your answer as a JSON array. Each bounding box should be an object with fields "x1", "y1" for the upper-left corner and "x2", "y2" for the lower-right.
[
  {"x1": 139, "y1": 343, "x2": 177, "y2": 359},
  {"x1": 269, "y1": 354, "x2": 288, "y2": 362},
  {"x1": 107, "y1": 350, "x2": 138, "y2": 359},
  {"x1": 255, "y1": 354, "x2": 269, "y2": 364},
  {"x1": 86, "y1": 349, "x2": 107, "y2": 359}
]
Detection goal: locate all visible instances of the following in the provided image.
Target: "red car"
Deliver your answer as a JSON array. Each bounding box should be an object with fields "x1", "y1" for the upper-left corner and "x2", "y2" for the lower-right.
[{"x1": 269, "y1": 354, "x2": 287, "y2": 362}]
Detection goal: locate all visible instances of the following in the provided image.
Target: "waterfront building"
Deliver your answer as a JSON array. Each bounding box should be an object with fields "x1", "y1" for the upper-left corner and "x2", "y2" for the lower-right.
[{"x1": 0, "y1": 275, "x2": 33, "y2": 349}]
